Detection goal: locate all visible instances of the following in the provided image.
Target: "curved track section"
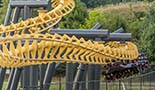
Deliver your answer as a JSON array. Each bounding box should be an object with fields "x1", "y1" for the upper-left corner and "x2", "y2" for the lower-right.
[
  {"x1": 0, "y1": 33, "x2": 138, "y2": 68},
  {"x1": 0, "y1": 0, "x2": 75, "y2": 34},
  {"x1": 0, "y1": 0, "x2": 139, "y2": 68}
]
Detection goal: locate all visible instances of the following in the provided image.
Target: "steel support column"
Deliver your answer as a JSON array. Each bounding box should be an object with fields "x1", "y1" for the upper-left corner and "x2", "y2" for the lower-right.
[
  {"x1": 40, "y1": 64, "x2": 48, "y2": 89},
  {"x1": 88, "y1": 64, "x2": 95, "y2": 90},
  {"x1": 73, "y1": 23, "x2": 102, "y2": 90},
  {"x1": 10, "y1": 68, "x2": 22, "y2": 90},
  {"x1": 30, "y1": 65, "x2": 39, "y2": 90},
  {"x1": 22, "y1": 5, "x2": 31, "y2": 90},
  {"x1": 80, "y1": 69, "x2": 86, "y2": 90},
  {"x1": 94, "y1": 65, "x2": 101, "y2": 90},
  {"x1": 66, "y1": 63, "x2": 78, "y2": 90},
  {"x1": 6, "y1": 7, "x2": 21, "y2": 90},
  {"x1": 0, "y1": 2, "x2": 12, "y2": 89},
  {"x1": 43, "y1": 63, "x2": 56, "y2": 90},
  {"x1": 6, "y1": 69, "x2": 15, "y2": 90},
  {"x1": 0, "y1": 68, "x2": 7, "y2": 89},
  {"x1": 73, "y1": 64, "x2": 86, "y2": 90}
]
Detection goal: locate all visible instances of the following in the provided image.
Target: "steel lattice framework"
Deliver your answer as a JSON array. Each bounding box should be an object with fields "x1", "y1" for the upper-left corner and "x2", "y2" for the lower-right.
[{"x1": 0, "y1": 0, "x2": 138, "y2": 68}]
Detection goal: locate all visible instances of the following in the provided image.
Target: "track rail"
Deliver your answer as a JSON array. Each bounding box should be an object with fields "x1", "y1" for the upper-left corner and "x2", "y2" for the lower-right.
[{"x1": 0, "y1": 0, "x2": 139, "y2": 68}]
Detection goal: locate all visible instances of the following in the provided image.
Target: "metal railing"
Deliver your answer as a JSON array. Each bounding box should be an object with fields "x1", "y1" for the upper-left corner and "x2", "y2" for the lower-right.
[{"x1": 18, "y1": 71, "x2": 155, "y2": 90}]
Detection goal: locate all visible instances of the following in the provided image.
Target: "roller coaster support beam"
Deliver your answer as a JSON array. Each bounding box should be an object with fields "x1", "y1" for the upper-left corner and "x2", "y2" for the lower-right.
[
  {"x1": 3, "y1": 0, "x2": 50, "y2": 90},
  {"x1": 40, "y1": 64, "x2": 48, "y2": 89},
  {"x1": 73, "y1": 64, "x2": 87, "y2": 90},
  {"x1": 50, "y1": 29, "x2": 109, "y2": 39},
  {"x1": 0, "y1": 68, "x2": 6, "y2": 89},
  {"x1": 21, "y1": 5, "x2": 31, "y2": 90},
  {"x1": 73, "y1": 23, "x2": 102, "y2": 90},
  {"x1": 66, "y1": 63, "x2": 79, "y2": 90},
  {"x1": 0, "y1": 1, "x2": 13, "y2": 89},
  {"x1": 91, "y1": 23, "x2": 102, "y2": 29},
  {"x1": 113, "y1": 27, "x2": 125, "y2": 33},
  {"x1": 50, "y1": 29, "x2": 132, "y2": 41},
  {"x1": 10, "y1": 0, "x2": 50, "y2": 8},
  {"x1": 10, "y1": 68, "x2": 22, "y2": 90},
  {"x1": 42, "y1": 63, "x2": 56, "y2": 90},
  {"x1": 93, "y1": 24, "x2": 104, "y2": 90},
  {"x1": 6, "y1": 7, "x2": 21, "y2": 90},
  {"x1": 108, "y1": 33, "x2": 132, "y2": 41},
  {"x1": 42, "y1": 62, "x2": 61, "y2": 90},
  {"x1": 88, "y1": 27, "x2": 125, "y2": 90}
]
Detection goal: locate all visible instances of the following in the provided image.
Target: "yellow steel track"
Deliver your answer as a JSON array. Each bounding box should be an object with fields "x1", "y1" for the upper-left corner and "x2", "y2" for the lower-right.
[{"x1": 0, "y1": 0, "x2": 139, "y2": 68}]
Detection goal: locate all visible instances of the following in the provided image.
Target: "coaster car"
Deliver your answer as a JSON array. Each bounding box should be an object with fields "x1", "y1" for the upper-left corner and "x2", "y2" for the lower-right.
[{"x1": 102, "y1": 53, "x2": 148, "y2": 80}]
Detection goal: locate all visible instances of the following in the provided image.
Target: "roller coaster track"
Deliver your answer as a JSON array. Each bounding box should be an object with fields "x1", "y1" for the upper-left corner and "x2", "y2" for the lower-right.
[{"x1": 0, "y1": 0, "x2": 139, "y2": 68}]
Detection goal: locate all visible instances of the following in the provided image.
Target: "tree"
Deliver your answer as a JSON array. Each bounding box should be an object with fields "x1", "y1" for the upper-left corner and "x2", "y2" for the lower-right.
[
  {"x1": 0, "y1": 0, "x2": 9, "y2": 24},
  {"x1": 0, "y1": 0, "x2": 2, "y2": 7},
  {"x1": 81, "y1": 9, "x2": 105, "y2": 29},
  {"x1": 81, "y1": 9, "x2": 127, "y2": 32},
  {"x1": 81, "y1": 0, "x2": 154, "y2": 8},
  {"x1": 139, "y1": 4, "x2": 155, "y2": 62},
  {"x1": 59, "y1": 0, "x2": 88, "y2": 29},
  {"x1": 81, "y1": 0, "x2": 106, "y2": 8}
]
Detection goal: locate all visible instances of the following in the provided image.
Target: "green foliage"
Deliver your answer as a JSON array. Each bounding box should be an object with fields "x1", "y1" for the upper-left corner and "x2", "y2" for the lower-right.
[
  {"x1": 81, "y1": 0, "x2": 153, "y2": 8},
  {"x1": 59, "y1": 0, "x2": 88, "y2": 29},
  {"x1": 104, "y1": 12, "x2": 127, "y2": 32},
  {"x1": 82, "y1": 3, "x2": 146, "y2": 39},
  {"x1": 55, "y1": 63, "x2": 66, "y2": 76},
  {"x1": 81, "y1": 9, "x2": 105, "y2": 29},
  {"x1": 139, "y1": 5, "x2": 155, "y2": 61},
  {"x1": 81, "y1": 0, "x2": 106, "y2": 8},
  {"x1": 0, "y1": 0, "x2": 2, "y2": 7},
  {"x1": 81, "y1": 9, "x2": 127, "y2": 32},
  {"x1": 0, "y1": 0, "x2": 9, "y2": 24}
]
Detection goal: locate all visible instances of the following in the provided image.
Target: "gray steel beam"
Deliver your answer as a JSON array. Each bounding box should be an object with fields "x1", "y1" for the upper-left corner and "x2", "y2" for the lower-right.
[
  {"x1": 80, "y1": 70, "x2": 86, "y2": 90},
  {"x1": 94, "y1": 65, "x2": 101, "y2": 90},
  {"x1": 66, "y1": 63, "x2": 78, "y2": 90},
  {"x1": 10, "y1": 0, "x2": 49, "y2": 8},
  {"x1": 88, "y1": 38, "x2": 101, "y2": 90},
  {"x1": 42, "y1": 62, "x2": 61, "y2": 90},
  {"x1": 42, "y1": 63, "x2": 56, "y2": 90},
  {"x1": 4, "y1": 4, "x2": 12, "y2": 25},
  {"x1": 50, "y1": 29, "x2": 132, "y2": 41},
  {"x1": 88, "y1": 64, "x2": 95, "y2": 90},
  {"x1": 0, "y1": 2, "x2": 12, "y2": 89},
  {"x1": 91, "y1": 23, "x2": 102, "y2": 29},
  {"x1": 113, "y1": 27, "x2": 125, "y2": 33},
  {"x1": 73, "y1": 24, "x2": 102, "y2": 90},
  {"x1": 86, "y1": 26, "x2": 126, "y2": 90},
  {"x1": 0, "y1": 68, "x2": 6, "y2": 89},
  {"x1": 50, "y1": 29, "x2": 109, "y2": 39},
  {"x1": 92, "y1": 24, "x2": 102, "y2": 90},
  {"x1": 6, "y1": 69, "x2": 15, "y2": 90},
  {"x1": 12, "y1": 7, "x2": 21, "y2": 23},
  {"x1": 10, "y1": 68, "x2": 22, "y2": 90},
  {"x1": 108, "y1": 33, "x2": 132, "y2": 41},
  {"x1": 94, "y1": 37, "x2": 101, "y2": 90},
  {"x1": 6, "y1": 7, "x2": 21, "y2": 90},
  {"x1": 23, "y1": 5, "x2": 39, "y2": 90},
  {"x1": 22, "y1": 5, "x2": 31, "y2": 90},
  {"x1": 30, "y1": 65, "x2": 39, "y2": 90},
  {"x1": 73, "y1": 65, "x2": 86, "y2": 90},
  {"x1": 40, "y1": 64, "x2": 47, "y2": 90}
]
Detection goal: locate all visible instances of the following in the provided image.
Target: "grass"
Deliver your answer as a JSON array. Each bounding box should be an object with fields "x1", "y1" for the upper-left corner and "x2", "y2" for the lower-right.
[
  {"x1": 97, "y1": 2, "x2": 150, "y2": 13},
  {"x1": 1, "y1": 77, "x2": 155, "y2": 90},
  {"x1": 95, "y1": 1, "x2": 150, "y2": 21},
  {"x1": 2, "y1": 82, "x2": 7, "y2": 90}
]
